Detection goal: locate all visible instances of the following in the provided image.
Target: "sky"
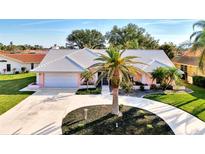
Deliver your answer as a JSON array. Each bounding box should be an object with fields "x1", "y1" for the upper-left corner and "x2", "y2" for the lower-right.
[{"x1": 0, "y1": 19, "x2": 198, "y2": 48}]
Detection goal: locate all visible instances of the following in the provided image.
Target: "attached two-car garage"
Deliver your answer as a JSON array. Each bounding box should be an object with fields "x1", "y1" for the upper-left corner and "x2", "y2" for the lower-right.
[{"x1": 44, "y1": 73, "x2": 80, "y2": 88}]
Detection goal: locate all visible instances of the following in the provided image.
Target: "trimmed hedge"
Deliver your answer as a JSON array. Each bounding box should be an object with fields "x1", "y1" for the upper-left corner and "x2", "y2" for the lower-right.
[
  {"x1": 193, "y1": 76, "x2": 205, "y2": 88},
  {"x1": 76, "y1": 88, "x2": 101, "y2": 95}
]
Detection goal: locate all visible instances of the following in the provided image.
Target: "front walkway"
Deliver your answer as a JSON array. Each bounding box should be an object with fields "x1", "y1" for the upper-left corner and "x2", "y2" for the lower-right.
[
  {"x1": 102, "y1": 85, "x2": 110, "y2": 94},
  {"x1": 0, "y1": 89, "x2": 205, "y2": 135}
]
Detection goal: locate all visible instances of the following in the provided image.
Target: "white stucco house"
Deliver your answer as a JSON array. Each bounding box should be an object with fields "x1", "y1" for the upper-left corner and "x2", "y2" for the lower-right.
[
  {"x1": 0, "y1": 53, "x2": 45, "y2": 74},
  {"x1": 32, "y1": 48, "x2": 175, "y2": 88}
]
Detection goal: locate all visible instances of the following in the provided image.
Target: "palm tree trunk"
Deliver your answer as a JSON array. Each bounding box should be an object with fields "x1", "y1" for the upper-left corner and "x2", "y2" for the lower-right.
[
  {"x1": 112, "y1": 88, "x2": 122, "y2": 116},
  {"x1": 87, "y1": 81, "x2": 88, "y2": 91}
]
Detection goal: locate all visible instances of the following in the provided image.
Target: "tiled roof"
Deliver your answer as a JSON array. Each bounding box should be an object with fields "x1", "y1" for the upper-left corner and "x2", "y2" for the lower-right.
[
  {"x1": 172, "y1": 56, "x2": 199, "y2": 66},
  {"x1": 0, "y1": 53, "x2": 46, "y2": 63},
  {"x1": 182, "y1": 50, "x2": 202, "y2": 57},
  {"x1": 0, "y1": 50, "x2": 48, "y2": 54}
]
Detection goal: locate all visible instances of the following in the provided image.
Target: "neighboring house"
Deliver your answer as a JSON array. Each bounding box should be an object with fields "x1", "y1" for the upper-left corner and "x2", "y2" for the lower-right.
[
  {"x1": 0, "y1": 53, "x2": 46, "y2": 74},
  {"x1": 33, "y1": 48, "x2": 175, "y2": 88},
  {"x1": 172, "y1": 50, "x2": 205, "y2": 84},
  {"x1": 0, "y1": 50, "x2": 48, "y2": 54}
]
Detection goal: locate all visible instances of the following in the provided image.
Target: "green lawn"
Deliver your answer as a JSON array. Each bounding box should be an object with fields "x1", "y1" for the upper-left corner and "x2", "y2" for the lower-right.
[
  {"x1": 144, "y1": 82, "x2": 205, "y2": 121},
  {"x1": 0, "y1": 73, "x2": 36, "y2": 115}
]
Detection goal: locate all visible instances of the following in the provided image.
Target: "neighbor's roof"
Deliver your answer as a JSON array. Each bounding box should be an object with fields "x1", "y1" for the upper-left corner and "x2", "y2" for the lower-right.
[
  {"x1": 0, "y1": 53, "x2": 46, "y2": 63},
  {"x1": 172, "y1": 56, "x2": 199, "y2": 66},
  {"x1": 33, "y1": 48, "x2": 175, "y2": 73},
  {"x1": 0, "y1": 50, "x2": 48, "y2": 54},
  {"x1": 182, "y1": 50, "x2": 202, "y2": 57}
]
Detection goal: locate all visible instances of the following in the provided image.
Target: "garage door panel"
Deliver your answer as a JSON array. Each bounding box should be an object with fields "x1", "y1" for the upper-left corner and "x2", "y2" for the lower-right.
[{"x1": 44, "y1": 73, "x2": 79, "y2": 88}]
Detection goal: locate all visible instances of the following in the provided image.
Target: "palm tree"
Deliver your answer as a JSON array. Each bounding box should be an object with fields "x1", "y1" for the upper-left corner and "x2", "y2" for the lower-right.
[
  {"x1": 151, "y1": 67, "x2": 168, "y2": 85},
  {"x1": 152, "y1": 67, "x2": 182, "y2": 90},
  {"x1": 190, "y1": 20, "x2": 205, "y2": 72},
  {"x1": 81, "y1": 70, "x2": 94, "y2": 90},
  {"x1": 165, "y1": 67, "x2": 182, "y2": 88},
  {"x1": 90, "y1": 48, "x2": 144, "y2": 116}
]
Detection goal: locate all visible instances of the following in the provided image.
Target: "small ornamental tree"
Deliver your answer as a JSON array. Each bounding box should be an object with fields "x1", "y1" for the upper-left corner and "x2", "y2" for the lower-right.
[
  {"x1": 152, "y1": 67, "x2": 182, "y2": 90},
  {"x1": 12, "y1": 68, "x2": 16, "y2": 74},
  {"x1": 151, "y1": 67, "x2": 168, "y2": 85},
  {"x1": 3, "y1": 68, "x2": 6, "y2": 74}
]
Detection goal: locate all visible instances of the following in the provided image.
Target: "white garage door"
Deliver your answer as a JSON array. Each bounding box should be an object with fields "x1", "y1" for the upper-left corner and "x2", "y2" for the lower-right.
[{"x1": 44, "y1": 73, "x2": 79, "y2": 88}]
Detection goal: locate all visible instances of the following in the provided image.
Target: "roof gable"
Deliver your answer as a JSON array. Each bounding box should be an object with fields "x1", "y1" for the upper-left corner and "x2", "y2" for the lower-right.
[
  {"x1": 68, "y1": 48, "x2": 98, "y2": 68},
  {"x1": 33, "y1": 56, "x2": 84, "y2": 72}
]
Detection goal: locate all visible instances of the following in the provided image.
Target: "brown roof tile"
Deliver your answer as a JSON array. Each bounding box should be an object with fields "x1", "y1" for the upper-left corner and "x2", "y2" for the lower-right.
[
  {"x1": 0, "y1": 53, "x2": 46, "y2": 63},
  {"x1": 173, "y1": 56, "x2": 199, "y2": 66}
]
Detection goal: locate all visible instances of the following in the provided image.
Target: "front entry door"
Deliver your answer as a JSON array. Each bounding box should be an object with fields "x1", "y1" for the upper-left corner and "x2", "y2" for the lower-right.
[
  {"x1": 97, "y1": 72, "x2": 108, "y2": 86},
  {"x1": 7, "y1": 64, "x2": 11, "y2": 72},
  {"x1": 102, "y1": 76, "x2": 108, "y2": 85}
]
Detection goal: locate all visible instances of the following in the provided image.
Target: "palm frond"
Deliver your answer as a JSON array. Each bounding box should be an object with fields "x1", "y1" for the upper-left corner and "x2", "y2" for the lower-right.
[
  {"x1": 105, "y1": 49, "x2": 113, "y2": 58},
  {"x1": 88, "y1": 63, "x2": 104, "y2": 69},
  {"x1": 96, "y1": 72, "x2": 107, "y2": 85},
  {"x1": 190, "y1": 31, "x2": 202, "y2": 41},
  {"x1": 193, "y1": 20, "x2": 205, "y2": 30},
  {"x1": 95, "y1": 53, "x2": 110, "y2": 61},
  {"x1": 119, "y1": 70, "x2": 131, "y2": 83},
  {"x1": 119, "y1": 49, "x2": 126, "y2": 56},
  {"x1": 89, "y1": 47, "x2": 147, "y2": 88},
  {"x1": 107, "y1": 68, "x2": 115, "y2": 80},
  {"x1": 199, "y1": 49, "x2": 205, "y2": 71}
]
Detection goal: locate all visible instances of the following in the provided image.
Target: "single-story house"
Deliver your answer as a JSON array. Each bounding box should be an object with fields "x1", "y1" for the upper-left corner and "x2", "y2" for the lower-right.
[
  {"x1": 173, "y1": 50, "x2": 205, "y2": 84},
  {"x1": 33, "y1": 48, "x2": 175, "y2": 88},
  {"x1": 0, "y1": 53, "x2": 46, "y2": 74}
]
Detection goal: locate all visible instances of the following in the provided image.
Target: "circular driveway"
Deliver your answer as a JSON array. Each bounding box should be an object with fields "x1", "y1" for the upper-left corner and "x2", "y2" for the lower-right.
[{"x1": 0, "y1": 89, "x2": 205, "y2": 135}]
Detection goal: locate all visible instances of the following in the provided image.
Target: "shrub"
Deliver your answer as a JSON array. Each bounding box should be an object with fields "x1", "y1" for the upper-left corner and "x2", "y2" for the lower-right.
[
  {"x1": 15, "y1": 71, "x2": 19, "y2": 74},
  {"x1": 193, "y1": 76, "x2": 205, "y2": 88},
  {"x1": 119, "y1": 104, "x2": 124, "y2": 111},
  {"x1": 135, "y1": 81, "x2": 143, "y2": 85},
  {"x1": 160, "y1": 83, "x2": 173, "y2": 90},
  {"x1": 3, "y1": 68, "x2": 6, "y2": 74},
  {"x1": 21, "y1": 67, "x2": 27, "y2": 73},
  {"x1": 150, "y1": 84, "x2": 157, "y2": 90},
  {"x1": 76, "y1": 88, "x2": 101, "y2": 95},
  {"x1": 12, "y1": 68, "x2": 16, "y2": 74},
  {"x1": 120, "y1": 82, "x2": 133, "y2": 93},
  {"x1": 140, "y1": 85, "x2": 144, "y2": 91}
]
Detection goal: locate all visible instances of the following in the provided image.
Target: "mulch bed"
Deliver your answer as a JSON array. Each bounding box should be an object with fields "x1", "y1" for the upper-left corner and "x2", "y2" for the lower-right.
[{"x1": 62, "y1": 105, "x2": 174, "y2": 135}]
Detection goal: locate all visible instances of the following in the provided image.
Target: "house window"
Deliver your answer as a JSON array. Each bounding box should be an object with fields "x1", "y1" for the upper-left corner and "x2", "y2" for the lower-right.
[
  {"x1": 180, "y1": 65, "x2": 187, "y2": 73},
  {"x1": 7, "y1": 64, "x2": 11, "y2": 72},
  {"x1": 0, "y1": 60, "x2": 7, "y2": 62},
  {"x1": 31, "y1": 63, "x2": 34, "y2": 69},
  {"x1": 180, "y1": 65, "x2": 188, "y2": 80}
]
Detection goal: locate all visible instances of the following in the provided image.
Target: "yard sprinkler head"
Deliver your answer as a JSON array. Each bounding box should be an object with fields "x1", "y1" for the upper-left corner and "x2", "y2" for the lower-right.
[{"x1": 84, "y1": 108, "x2": 88, "y2": 120}]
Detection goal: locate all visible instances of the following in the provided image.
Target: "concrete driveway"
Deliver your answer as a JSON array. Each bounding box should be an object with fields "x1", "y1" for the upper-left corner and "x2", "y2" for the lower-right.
[
  {"x1": 0, "y1": 88, "x2": 79, "y2": 135},
  {"x1": 1, "y1": 88, "x2": 205, "y2": 135}
]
